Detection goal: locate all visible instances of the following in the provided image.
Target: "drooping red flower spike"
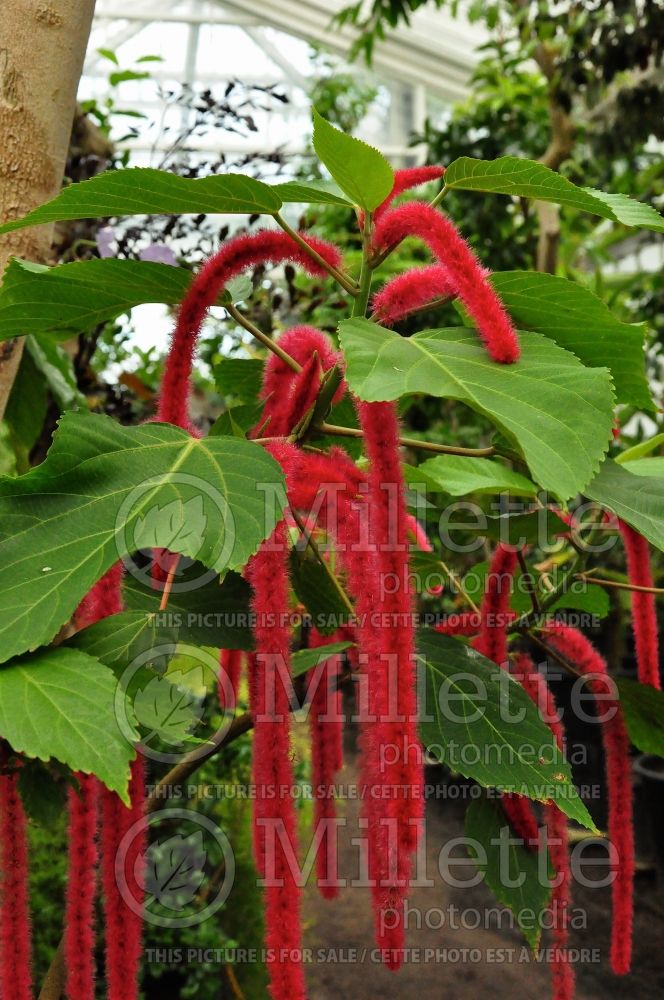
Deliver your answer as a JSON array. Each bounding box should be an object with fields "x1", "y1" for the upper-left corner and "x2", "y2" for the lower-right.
[
  {"x1": 544, "y1": 623, "x2": 634, "y2": 976},
  {"x1": 101, "y1": 757, "x2": 146, "y2": 1000},
  {"x1": 371, "y1": 264, "x2": 456, "y2": 327},
  {"x1": 65, "y1": 774, "x2": 99, "y2": 1000},
  {"x1": 372, "y1": 165, "x2": 446, "y2": 223},
  {"x1": 354, "y1": 399, "x2": 423, "y2": 967},
  {"x1": 618, "y1": 520, "x2": 660, "y2": 689},
  {"x1": 245, "y1": 519, "x2": 307, "y2": 1000},
  {"x1": 513, "y1": 653, "x2": 575, "y2": 1000},
  {"x1": 307, "y1": 627, "x2": 344, "y2": 900},
  {"x1": 473, "y1": 544, "x2": 540, "y2": 846},
  {"x1": 158, "y1": 230, "x2": 343, "y2": 430},
  {"x1": 372, "y1": 202, "x2": 520, "y2": 364},
  {"x1": 75, "y1": 564, "x2": 146, "y2": 1000},
  {"x1": 0, "y1": 771, "x2": 32, "y2": 1000},
  {"x1": 219, "y1": 649, "x2": 243, "y2": 713}
]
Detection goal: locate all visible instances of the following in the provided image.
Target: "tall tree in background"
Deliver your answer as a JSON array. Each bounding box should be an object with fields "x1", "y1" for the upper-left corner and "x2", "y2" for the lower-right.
[{"x1": 0, "y1": 0, "x2": 96, "y2": 417}]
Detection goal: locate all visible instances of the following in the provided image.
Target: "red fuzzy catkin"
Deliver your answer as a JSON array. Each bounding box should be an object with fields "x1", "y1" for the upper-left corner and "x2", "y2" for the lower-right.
[
  {"x1": 65, "y1": 774, "x2": 99, "y2": 1000},
  {"x1": 372, "y1": 202, "x2": 520, "y2": 364},
  {"x1": 76, "y1": 565, "x2": 146, "y2": 1000},
  {"x1": 307, "y1": 628, "x2": 344, "y2": 899},
  {"x1": 473, "y1": 544, "x2": 540, "y2": 847},
  {"x1": 372, "y1": 165, "x2": 446, "y2": 224},
  {"x1": 618, "y1": 519, "x2": 661, "y2": 689},
  {"x1": 101, "y1": 757, "x2": 146, "y2": 1000},
  {"x1": 158, "y1": 230, "x2": 342, "y2": 429},
  {"x1": 372, "y1": 264, "x2": 456, "y2": 326},
  {"x1": 219, "y1": 649, "x2": 243, "y2": 713},
  {"x1": 544, "y1": 623, "x2": 634, "y2": 976},
  {"x1": 246, "y1": 520, "x2": 307, "y2": 1000},
  {"x1": 355, "y1": 399, "x2": 423, "y2": 967},
  {"x1": 0, "y1": 772, "x2": 32, "y2": 1000},
  {"x1": 514, "y1": 653, "x2": 574, "y2": 1000}
]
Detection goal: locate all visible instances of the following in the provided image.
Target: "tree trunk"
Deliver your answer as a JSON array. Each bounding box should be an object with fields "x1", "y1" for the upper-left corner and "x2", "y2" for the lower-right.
[{"x1": 0, "y1": 0, "x2": 96, "y2": 419}]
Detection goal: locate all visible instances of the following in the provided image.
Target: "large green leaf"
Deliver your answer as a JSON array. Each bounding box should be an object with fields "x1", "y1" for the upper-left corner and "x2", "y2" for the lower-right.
[
  {"x1": 616, "y1": 678, "x2": 664, "y2": 758},
  {"x1": 214, "y1": 357, "x2": 264, "y2": 403},
  {"x1": 291, "y1": 641, "x2": 354, "y2": 678},
  {"x1": 339, "y1": 319, "x2": 614, "y2": 499},
  {"x1": 0, "y1": 412, "x2": 284, "y2": 663},
  {"x1": 586, "y1": 458, "x2": 664, "y2": 551},
  {"x1": 67, "y1": 611, "x2": 180, "y2": 674},
  {"x1": 123, "y1": 565, "x2": 254, "y2": 650},
  {"x1": 312, "y1": 109, "x2": 394, "y2": 212},
  {"x1": 0, "y1": 258, "x2": 191, "y2": 341},
  {"x1": 418, "y1": 630, "x2": 594, "y2": 829},
  {"x1": 0, "y1": 648, "x2": 137, "y2": 801},
  {"x1": 445, "y1": 157, "x2": 664, "y2": 233},
  {"x1": 465, "y1": 794, "x2": 553, "y2": 950},
  {"x1": 0, "y1": 168, "x2": 282, "y2": 235},
  {"x1": 270, "y1": 181, "x2": 353, "y2": 207},
  {"x1": 490, "y1": 271, "x2": 651, "y2": 409},
  {"x1": 406, "y1": 455, "x2": 537, "y2": 497}
]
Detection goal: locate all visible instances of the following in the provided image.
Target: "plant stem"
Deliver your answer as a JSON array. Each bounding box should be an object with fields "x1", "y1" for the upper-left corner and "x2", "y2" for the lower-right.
[
  {"x1": 516, "y1": 547, "x2": 541, "y2": 615},
  {"x1": 226, "y1": 303, "x2": 302, "y2": 374},
  {"x1": 353, "y1": 214, "x2": 374, "y2": 317},
  {"x1": 289, "y1": 504, "x2": 355, "y2": 617},
  {"x1": 317, "y1": 421, "x2": 494, "y2": 457},
  {"x1": 273, "y1": 212, "x2": 359, "y2": 296},
  {"x1": 159, "y1": 556, "x2": 180, "y2": 611},
  {"x1": 438, "y1": 557, "x2": 481, "y2": 614},
  {"x1": 575, "y1": 572, "x2": 664, "y2": 596}
]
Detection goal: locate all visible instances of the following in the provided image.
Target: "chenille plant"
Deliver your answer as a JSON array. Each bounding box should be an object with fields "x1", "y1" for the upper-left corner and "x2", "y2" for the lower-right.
[{"x1": 0, "y1": 109, "x2": 664, "y2": 1000}]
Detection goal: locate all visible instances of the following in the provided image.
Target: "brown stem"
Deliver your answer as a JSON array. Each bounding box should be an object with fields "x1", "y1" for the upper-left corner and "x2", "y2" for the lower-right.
[
  {"x1": 317, "y1": 421, "x2": 495, "y2": 457},
  {"x1": 575, "y1": 572, "x2": 664, "y2": 596}
]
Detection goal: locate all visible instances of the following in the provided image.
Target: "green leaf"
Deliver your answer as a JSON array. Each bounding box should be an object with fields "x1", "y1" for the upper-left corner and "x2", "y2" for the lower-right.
[
  {"x1": 25, "y1": 336, "x2": 85, "y2": 409},
  {"x1": 0, "y1": 168, "x2": 282, "y2": 235},
  {"x1": 0, "y1": 258, "x2": 192, "y2": 342},
  {"x1": 621, "y1": 457, "x2": 664, "y2": 477},
  {"x1": 616, "y1": 678, "x2": 664, "y2": 757},
  {"x1": 339, "y1": 319, "x2": 614, "y2": 500},
  {"x1": 289, "y1": 548, "x2": 351, "y2": 636},
  {"x1": 123, "y1": 566, "x2": 254, "y2": 650},
  {"x1": 291, "y1": 640, "x2": 354, "y2": 678},
  {"x1": 617, "y1": 433, "x2": 664, "y2": 464},
  {"x1": 311, "y1": 108, "x2": 394, "y2": 212},
  {"x1": 0, "y1": 411, "x2": 284, "y2": 663},
  {"x1": 214, "y1": 357, "x2": 264, "y2": 403},
  {"x1": 406, "y1": 455, "x2": 537, "y2": 497},
  {"x1": 209, "y1": 401, "x2": 264, "y2": 439},
  {"x1": 465, "y1": 794, "x2": 552, "y2": 950},
  {"x1": 418, "y1": 630, "x2": 594, "y2": 829},
  {"x1": 270, "y1": 181, "x2": 353, "y2": 207},
  {"x1": 0, "y1": 647, "x2": 137, "y2": 801},
  {"x1": 17, "y1": 760, "x2": 67, "y2": 826},
  {"x1": 67, "y1": 611, "x2": 180, "y2": 674},
  {"x1": 445, "y1": 157, "x2": 664, "y2": 233},
  {"x1": 586, "y1": 458, "x2": 664, "y2": 551},
  {"x1": 490, "y1": 271, "x2": 651, "y2": 409},
  {"x1": 133, "y1": 670, "x2": 199, "y2": 745}
]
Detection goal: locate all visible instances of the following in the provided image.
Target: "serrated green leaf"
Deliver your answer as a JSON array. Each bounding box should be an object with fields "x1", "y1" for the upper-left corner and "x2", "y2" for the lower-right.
[
  {"x1": 339, "y1": 319, "x2": 614, "y2": 499},
  {"x1": 586, "y1": 458, "x2": 664, "y2": 551},
  {"x1": 0, "y1": 168, "x2": 282, "y2": 235},
  {"x1": 445, "y1": 157, "x2": 664, "y2": 233},
  {"x1": 67, "y1": 611, "x2": 179, "y2": 674},
  {"x1": 270, "y1": 181, "x2": 353, "y2": 207},
  {"x1": 465, "y1": 794, "x2": 553, "y2": 950},
  {"x1": 123, "y1": 565, "x2": 254, "y2": 650},
  {"x1": 312, "y1": 109, "x2": 394, "y2": 212},
  {"x1": 418, "y1": 630, "x2": 595, "y2": 829},
  {"x1": 490, "y1": 271, "x2": 651, "y2": 409},
  {"x1": 0, "y1": 647, "x2": 137, "y2": 800},
  {"x1": 133, "y1": 671, "x2": 200, "y2": 744},
  {"x1": 0, "y1": 411, "x2": 284, "y2": 663},
  {"x1": 616, "y1": 678, "x2": 664, "y2": 757},
  {"x1": 407, "y1": 455, "x2": 537, "y2": 497},
  {"x1": 209, "y1": 400, "x2": 264, "y2": 439},
  {"x1": 0, "y1": 258, "x2": 192, "y2": 342}
]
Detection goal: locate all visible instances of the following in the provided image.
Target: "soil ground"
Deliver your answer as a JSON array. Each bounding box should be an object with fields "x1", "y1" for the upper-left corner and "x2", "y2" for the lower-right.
[{"x1": 302, "y1": 756, "x2": 664, "y2": 999}]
